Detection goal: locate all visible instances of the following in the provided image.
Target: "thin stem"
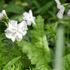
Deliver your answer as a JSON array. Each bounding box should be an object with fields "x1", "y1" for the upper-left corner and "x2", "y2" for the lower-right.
[
  {"x1": 0, "y1": 21, "x2": 8, "y2": 26},
  {"x1": 53, "y1": 25, "x2": 65, "y2": 70}
]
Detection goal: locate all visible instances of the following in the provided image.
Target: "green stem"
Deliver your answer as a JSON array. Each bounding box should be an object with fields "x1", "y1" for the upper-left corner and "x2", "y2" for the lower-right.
[
  {"x1": 1, "y1": 21, "x2": 8, "y2": 26},
  {"x1": 53, "y1": 25, "x2": 65, "y2": 70}
]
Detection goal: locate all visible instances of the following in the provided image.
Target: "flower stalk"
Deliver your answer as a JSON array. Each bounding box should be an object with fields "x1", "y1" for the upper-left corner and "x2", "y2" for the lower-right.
[{"x1": 53, "y1": 24, "x2": 65, "y2": 70}]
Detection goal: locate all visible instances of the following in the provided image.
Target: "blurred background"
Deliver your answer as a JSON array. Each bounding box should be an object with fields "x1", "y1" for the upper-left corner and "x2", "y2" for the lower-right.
[
  {"x1": 0, "y1": 0, "x2": 68, "y2": 19},
  {"x1": 0, "y1": 0, "x2": 70, "y2": 70}
]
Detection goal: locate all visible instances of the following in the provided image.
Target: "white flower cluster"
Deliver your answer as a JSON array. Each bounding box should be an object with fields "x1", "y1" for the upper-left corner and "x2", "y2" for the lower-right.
[
  {"x1": 5, "y1": 20, "x2": 28, "y2": 42},
  {"x1": 55, "y1": 0, "x2": 65, "y2": 19},
  {"x1": 0, "y1": 10, "x2": 35, "y2": 42}
]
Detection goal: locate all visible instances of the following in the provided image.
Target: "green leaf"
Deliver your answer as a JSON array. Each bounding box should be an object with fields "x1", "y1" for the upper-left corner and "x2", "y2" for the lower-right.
[
  {"x1": 17, "y1": 16, "x2": 51, "y2": 70},
  {"x1": 0, "y1": 34, "x2": 30, "y2": 70},
  {"x1": 64, "y1": 54, "x2": 70, "y2": 70},
  {"x1": 5, "y1": 2, "x2": 23, "y2": 14},
  {"x1": 28, "y1": 16, "x2": 45, "y2": 45},
  {"x1": 3, "y1": 56, "x2": 21, "y2": 70}
]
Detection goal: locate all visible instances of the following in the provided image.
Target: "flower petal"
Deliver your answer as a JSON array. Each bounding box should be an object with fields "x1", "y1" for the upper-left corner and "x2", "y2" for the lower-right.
[
  {"x1": 0, "y1": 13, "x2": 3, "y2": 20},
  {"x1": 16, "y1": 33, "x2": 23, "y2": 41},
  {"x1": 5, "y1": 29, "x2": 16, "y2": 42},
  {"x1": 23, "y1": 10, "x2": 36, "y2": 26},
  {"x1": 57, "y1": 10, "x2": 63, "y2": 19},
  {"x1": 8, "y1": 20, "x2": 18, "y2": 28},
  {"x1": 18, "y1": 21, "x2": 28, "y2": 30},
  {"x1": 22, "y1": 31, "x2": 27, "y2": 36},
  {"x1": 2, "y1": 10, "x2": 7, "y2": 17},
  {"x1": 29, "y1": 10, "x2": 33, "y2": 16},
  {"x1": 11, "y1": 36, "x2": 16, "y2": 42}
]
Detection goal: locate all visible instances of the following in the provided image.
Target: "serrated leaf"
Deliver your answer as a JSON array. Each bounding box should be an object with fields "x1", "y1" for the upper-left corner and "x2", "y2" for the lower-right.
[
  {"x1": 0, "y1": 34, "x2": 30, "y2": 70},
  {"x1": 3, "y1": 56, "x2": 21, "y2": 70},
  {"x1": 17, "y1": 16, "x2": 51, "y2": 70}
]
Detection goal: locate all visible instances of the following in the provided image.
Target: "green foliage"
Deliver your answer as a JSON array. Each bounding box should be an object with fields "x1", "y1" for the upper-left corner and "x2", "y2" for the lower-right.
[
  {"x1": 45, "y1": 23, "x2": 57, "y2": 48},
  {"x1": 3, "y1": 56, "x2": 21, "y2": 70},
  {"x1": 5, "y1": 2, "x2": 24, "y2": 14},
  {"x1": 0, "y1": 34, "x2": 30, "y2": 70},
  {"x1": 0, "y1": 0, "x2": 70, "y2": 70},
  {"x1": 64, "y1": 54, "x2": 70, "y2": 70},
  {"x1": 17, "y1": 16, "x2": 51, "y2": 70}
]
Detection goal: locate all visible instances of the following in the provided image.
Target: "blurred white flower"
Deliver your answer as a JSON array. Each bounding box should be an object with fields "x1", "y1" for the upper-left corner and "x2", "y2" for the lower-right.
[
  {"x1": 0, "y1": 10, "x2": 7, "y2": 20},
  {"x1": 57, "y1": 5, "x2": 65, "y2": 11},
  {"x1": 67, "y1": 9, "x2": 70, "y2": 16},
  {"x1": 23, "y1": 10, "x2": 36, "y2": 26},
  {"x1": 55, "y1": 0, "x2": 65, "y2": 19},
  {"x1": 57, "y1": 10, "x2": 63, "y2": 19},
  {"x1": 57, "y1": 5, "x2": 65, "y2": 19},
  {"x1": 5, "y1": 20, "x2": 28, "y2": 42}
]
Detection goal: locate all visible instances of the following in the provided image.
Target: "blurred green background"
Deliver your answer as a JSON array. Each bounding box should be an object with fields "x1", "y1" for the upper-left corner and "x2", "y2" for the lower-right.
[
  {"x1": 0, "y1": 0, "x2": 67, "y2": 19},
  {"x1": 0, "y1": 0, "x2": 70, "y2": 70}
]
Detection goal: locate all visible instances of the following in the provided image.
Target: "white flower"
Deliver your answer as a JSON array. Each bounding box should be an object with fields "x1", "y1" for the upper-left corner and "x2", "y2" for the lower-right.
[
  {"x1": 55, "y1": 0, "x2": 65, "y2": 19},
  {"x1": 67, "y1": 9, "x2": 70, "y2": 16},
  {"x1": 57, "y1": 5, "x2": 65, "y2": 19},
  {"x1": 0, "y1": 10, "x2": 7, "y2": 20},
  {"x1": 57, "y1": 10, "x2": 64, "y2": 19},
  {"x1": 57, "y1": 4, "x2": 65, "y2": 11},
  {"x1": 5, "y1": 20, "x2": 28, "y2": 42},
  {"x1": 23, "y1": 10, "x2": 36, "y2": 26}
]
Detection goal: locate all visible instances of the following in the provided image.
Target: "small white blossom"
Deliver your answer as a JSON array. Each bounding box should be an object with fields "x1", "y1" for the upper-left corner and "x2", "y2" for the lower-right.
[
  {"x1": 23, "y1": 10, "x2": 36, "y2": 26},
  {"x1": 57, "y1": 5, "x2": 65, "y2": 19},
  {"x1": 57, "y1": 10, "x2": 64, "y2": 19},
  {"x1": 5, "y1": 20, "x2": 28, "y2": 42},
  {"x1": 67, "y1": 9, "x2": 70, "y2": 16},
  {"x1": 0, "y1": 10, "x2": 7, "y2": 20},
  {"x1": 57, "y1": 5, "x2": 65, "y2": 11},
  {"x1": 55, "y1": 0, "x2": 65, "y2": 19}
]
